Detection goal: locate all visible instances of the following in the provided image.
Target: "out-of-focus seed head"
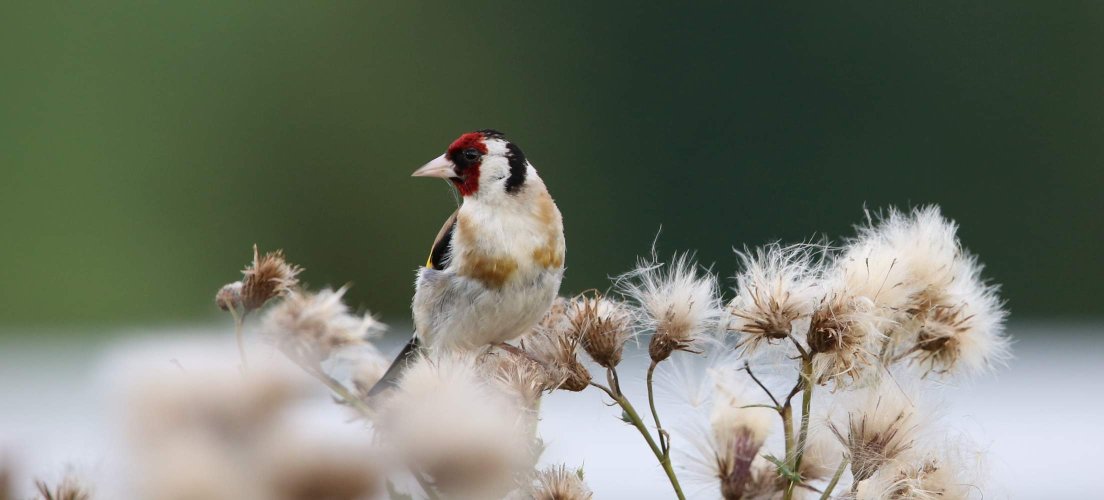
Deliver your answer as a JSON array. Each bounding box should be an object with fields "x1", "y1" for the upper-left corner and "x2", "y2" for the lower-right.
[
  {"x1": 33, "y1": 474, "x2": 92, "y2": 500},
  {"x1": 260, "y1": 286, "x2": 385, "y2": 369},
  {"x1": 531, "y1": 465, "x2": 593, "y2": 500},
  {"x1": 572, "y1": 293, "x2": 634, "y2": 368},
  {"x1": 377, "y1": 352, "x2": 537, "y2": 499},
  {"x1": 710, "y1": 383, "x2": 773, "y2": 500},
  {"x1": 240, "y1": 245, "x2": 303, "y2": 312}
]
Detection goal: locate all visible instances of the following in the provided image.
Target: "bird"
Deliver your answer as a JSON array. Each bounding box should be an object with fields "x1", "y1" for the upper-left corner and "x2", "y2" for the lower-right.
[{"x1": 368, "y1": 129, "x2": 566, "y2": 396}]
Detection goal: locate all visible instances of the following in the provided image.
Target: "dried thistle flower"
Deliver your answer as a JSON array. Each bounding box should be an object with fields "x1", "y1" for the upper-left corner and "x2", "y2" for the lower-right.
[
  {"x1": 377, "y1": 352, "x2": 537, "y2": 499},
  {"x1": 260, "y1": 286, "x2": 385, "y2": 369},
  {"x1": 807, "y1": 292, "x2": 882, "y2": 385},
  {"x1": 486, "y1": 350, "x2": 549, "y2": 409},
  {"x1": 572, "y1": 293, "x2": 634, "y2": 368},
  {"x1": 830, "y1": 382, "x2": 921, "y2": 485},
  {"x1": 728, "y1": 244, "x2": 821, "y2": 353},
  {"x1": 855, "y1": 441, "x2": 983, "y2": 500},
  {"x1": 33, "y1": 475, "x2": 91, "y2": 500},
  {"x1": 521, "y1": 302, "x2": 591, "y2": 392},
  {"x1": 531, "y1": 465, "x2": 593, "y2": 500},
  {"x1": 618, "y1": 252, "x2": 722, "y2": 363},
  {"x1": 240, "y1": 244, "x2": 302, "y2": 312},
  {"x1": 906, "y1": 256, "x2": 1009, "y2": 377},
  {"x1": 835, "y1": 207, "x2": 1010, "y2": 378}
]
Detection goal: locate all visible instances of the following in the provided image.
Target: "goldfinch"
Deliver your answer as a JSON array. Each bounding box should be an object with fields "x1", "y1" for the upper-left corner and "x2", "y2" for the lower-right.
[{"x1": 369, "y1": 129, "x2": 565, "y2": 395}]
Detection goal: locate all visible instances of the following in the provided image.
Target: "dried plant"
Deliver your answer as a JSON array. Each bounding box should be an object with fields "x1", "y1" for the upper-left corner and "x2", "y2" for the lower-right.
[
  {"x1": 520, "y1": 305, "x2": 592, "y2": 392},
  {"x1": 216, "y1": 245, "x2": 304, "y2": 369},
  {"x1": 573, "y1": 292, "x2": 634, "y2": 369},
  {"x1": 122, "y1": 204, "x2": 1007, "y2": 500}
]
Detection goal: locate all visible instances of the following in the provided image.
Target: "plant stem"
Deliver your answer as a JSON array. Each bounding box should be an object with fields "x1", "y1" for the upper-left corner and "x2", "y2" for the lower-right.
[
  {"x1": 782, "y1": 355, "x2": 815, "y2": 500},
  {"x1": 781, "y1": 403, "x2": 794, "y2": 459},
  {"x1": 228, "y1": 306, "x2": 247, "y2": 371},
  {"x1": 646, "y1": 361, "x2": 669, "y2": 454},
  {"x1": 819, "y1": 456, "x2": 849, "y2": 500},
  {"x1": 590, "y1": 381, "x2": 685, "y2": 500},
  {"x1": 308, "y1": 366, "x2": 375, "y2": 417}
]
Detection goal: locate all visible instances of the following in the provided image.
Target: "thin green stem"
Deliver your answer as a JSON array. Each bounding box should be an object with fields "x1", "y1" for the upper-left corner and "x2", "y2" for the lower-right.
[
  {"x1": 646, "y1": 361, "x2": 669, "y2": 455},
  {"x1": 819, "y1": 456, "x2": 849, "y2": 500},
  {"x1": 589, "y1": 380, "x2": 686, "y2": 500}
]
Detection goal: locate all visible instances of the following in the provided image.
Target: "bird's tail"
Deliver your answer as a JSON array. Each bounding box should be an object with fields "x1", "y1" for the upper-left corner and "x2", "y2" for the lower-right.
[{"x1": 366, "y1": 335, "x2": 422, "y2": 399}]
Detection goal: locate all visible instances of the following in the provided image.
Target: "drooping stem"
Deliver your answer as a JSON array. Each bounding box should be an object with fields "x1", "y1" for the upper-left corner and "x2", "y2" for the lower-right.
[
  {"x1": 646, "y1": 360, "x2": 670, "y2": 454},
  {"x1": 590, "y1": 380, "x2": 686, "y2": 500},
  {"x1": 819, "y1": 456, "x2": 849, "y2": 500},
  {"x1": 228, "y1": 306, "x2": 248, "y2": 371}
]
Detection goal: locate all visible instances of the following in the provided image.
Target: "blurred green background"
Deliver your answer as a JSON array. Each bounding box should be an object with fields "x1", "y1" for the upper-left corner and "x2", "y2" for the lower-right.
[{"x1": 1, "y1": 2, "x2": 1100, "y2": 331}]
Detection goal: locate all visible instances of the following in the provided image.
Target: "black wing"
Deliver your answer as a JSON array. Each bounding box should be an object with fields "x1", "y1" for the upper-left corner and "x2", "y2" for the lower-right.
[{"x1": 426, "y1": 210, "x2": 458, "y2": 270}]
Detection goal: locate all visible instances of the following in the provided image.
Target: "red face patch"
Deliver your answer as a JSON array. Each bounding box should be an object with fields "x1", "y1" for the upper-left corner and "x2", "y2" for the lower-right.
[{"x1": 445, "y1": 132, "x2": 488, "y2": 196}]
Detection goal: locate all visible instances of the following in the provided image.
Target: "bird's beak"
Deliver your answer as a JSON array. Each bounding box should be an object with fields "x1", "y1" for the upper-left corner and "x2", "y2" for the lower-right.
[{"x1": 412, "y1": 154, "x2": 457, "y2": 179}]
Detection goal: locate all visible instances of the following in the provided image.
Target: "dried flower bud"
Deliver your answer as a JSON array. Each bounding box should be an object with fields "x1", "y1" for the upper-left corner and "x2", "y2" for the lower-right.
[
  {"x1": 260, "y1": 286, "x2": 385, "y2": 369},
  {"x1": 531, "y1": 465, "x2": 593, "y2": 500},
  {"x1": 215, "y1": 281, "x2": 243, "y2": 311},
  {"x1": 573, "y1": 294, "x2": 634, "y2": 368},
  {"x1": 241, "y1": 245, "x2": 302, "y2": 312}
]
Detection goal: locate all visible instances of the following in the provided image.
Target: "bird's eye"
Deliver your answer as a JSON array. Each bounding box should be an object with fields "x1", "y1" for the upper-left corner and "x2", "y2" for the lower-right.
[{"x1": 463, "y1": 148, "x2": 481, "y2": 162}]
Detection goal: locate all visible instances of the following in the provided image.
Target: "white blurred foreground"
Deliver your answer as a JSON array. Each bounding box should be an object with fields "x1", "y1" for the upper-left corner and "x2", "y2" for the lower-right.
[{"x1": 0, "y1": 322, "x2": 1099, "y2": 498}]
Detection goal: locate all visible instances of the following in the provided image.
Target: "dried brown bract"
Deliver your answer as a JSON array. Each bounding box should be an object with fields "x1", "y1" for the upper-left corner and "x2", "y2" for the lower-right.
[
  {"x1": 241, "y1": 244, "x2": 303, "y2": 312},
  {"x1": 522, "y1": 324, "x2": 591, "y2": 392},
  {"x1": 572, "y1": 293, "x2": 634, "y2": 369}
]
